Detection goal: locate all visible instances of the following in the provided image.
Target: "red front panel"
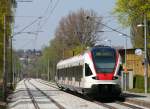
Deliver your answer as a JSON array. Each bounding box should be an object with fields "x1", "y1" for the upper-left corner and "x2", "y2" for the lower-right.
[{"x1": 96, "y1": 73, "x2": 114, "y2": 80}]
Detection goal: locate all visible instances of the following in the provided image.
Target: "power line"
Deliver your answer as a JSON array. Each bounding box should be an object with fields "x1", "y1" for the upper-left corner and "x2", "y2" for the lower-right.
[
  {"x1": 14, "y1": 17, "x2": 42, "y2": 36},
  {"x1": 14, "y1": 16, "x2": 43, "y2": 18},
  {"x1": 14, "y1": 1, "x2": 51, "y2": 36},
  {"x1": 42, "y1": 0, "x2": 53, "y2": 16},
  {"x1": 32, "y1": 0, "x2": 53, "y2": 49},
  {"x1": 14, "y1": 0, "x2": 60, "y2": 37},
  {"x1": 40, "y1": 0, "x2": 60, "y2": 28},
  {"x1": 87, "y1": 16, "x2": 130, "y2": 38},
  {"x1": 101, "y1": 22, "x2": 130, "y2": 37},
  {"x1": 34, "y1": 0, "x2": 53, "y2": 36},
  {"x1": 13, "y1": 0, "x2": 60, "y2": 49},
  {"x1": 16, "y1": 0, "x2": 33, "y2": 2}
]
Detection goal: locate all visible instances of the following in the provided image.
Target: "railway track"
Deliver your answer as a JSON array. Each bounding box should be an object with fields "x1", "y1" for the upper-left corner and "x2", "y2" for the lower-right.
[
  {"x1": 36, "y1": 79, "x2": 148, "y2": 109},
  {"x1": 24, "y1": 79, "x2": 65, "y2": 109},
  {"x1": 93, "y1": 101, "x2": 117, "y2": 109},
  {"x1": 35, "y1": 79, "x2": 59, "y2": 89},
  {"x1": 28, "y1": 79, "x2": 65, "y2": 109},
  {"x1": 115, "y1": 101, "x2": 145, "y2": 109},
  {"x1": 24, "y1": 79, "x2": 40, "y2": 109},
  {"x1": 34, "y1": 79, "x2": 119, "y2": 109}
]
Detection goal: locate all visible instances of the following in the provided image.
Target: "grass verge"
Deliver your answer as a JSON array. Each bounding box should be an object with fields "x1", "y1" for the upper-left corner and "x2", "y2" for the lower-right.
[
  {"x1": 0, "y1": 105, "x2": 6, "y2": 109},
  {"x1": 128, "y1": 88, "x2": 150, "y2": 93},
  {"x1": 0, "y1": 88, "x2": 3, "y2": 100}
]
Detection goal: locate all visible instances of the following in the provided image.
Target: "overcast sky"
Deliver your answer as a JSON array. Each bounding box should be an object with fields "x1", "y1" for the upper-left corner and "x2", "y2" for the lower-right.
[{"x1": 13, "y1": 0, "x2": 132, "y2": 50}]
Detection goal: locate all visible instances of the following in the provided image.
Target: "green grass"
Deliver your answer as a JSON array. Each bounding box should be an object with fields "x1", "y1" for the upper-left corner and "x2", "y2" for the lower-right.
[
  {"x1": 128, "y1": 75, "x2": 150, "y2": 93},
  {"x1": 133, "y1": 75, "x2": 150, "y2": 89},
  {"x1": 0, "y1": 89, "x2": 3, "y2": 100},
  {"x1": 0, "y1": 106, "x2": 6, "y2": 109},
  {"x1": 0, "y1": 87, "x2": 4, "y2": 100},
  {"x1": 0, "y1": 89, "x2": 5, "y2": 109},
  {"x1": 128, "y1": 88, "x2": 150, "y2": 93}
]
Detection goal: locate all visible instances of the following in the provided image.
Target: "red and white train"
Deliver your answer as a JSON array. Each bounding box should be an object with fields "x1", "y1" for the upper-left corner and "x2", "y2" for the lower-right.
[{"x1": 56, "y1": 46, "x2": 122, "y2": 98}]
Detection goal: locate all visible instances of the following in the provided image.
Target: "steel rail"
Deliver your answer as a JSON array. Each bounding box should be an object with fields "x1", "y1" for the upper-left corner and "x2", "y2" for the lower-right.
[
  {"x1": 35, "y1": 79, "x2": 118, "y2": 109},
  {"x1": 28, "y1": 79, "x2": 65, "y2": 109},
  {"x1": 24, "y1": 79, "x2": 40, "y2": 109},
  {"x1": 35, "y1": 79, "x2": 59, "y2": 89},
  {"x1": 116, "y1": 101, "x2": 145, "y2": 109},
  {"x1": 93, "y1": 101, "x2": 117, "y2": 109},
  {"x1": 125, "y1": 98, "x2": 150, "y2": 108}
]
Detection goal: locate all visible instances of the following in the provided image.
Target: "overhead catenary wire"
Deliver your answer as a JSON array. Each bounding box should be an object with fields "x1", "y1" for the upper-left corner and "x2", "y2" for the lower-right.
[
  {"x1": 14, "y1": 0, "x2": 59, "y2": 49},
  {"x1": 13, "y1": 1, "x2": 53, "y2": 36},
  {"x1": 14, "y1": 17, "x2": 42, "y2": 36},
  {"x1": 89, "y1": 16, "x2": 130, "y2": 37},
  {"x1": 99, "y1": 15, "x2": 125, "y2": 32},
  {"x1": 100, "y1": 22, "x2": 130, "y2": 37},
  {"x1": 14, "y1": 16, "x2": 43, "y2": 18},
  {"x1": 42, "y1": 0, "x2": 53, "y2": 16},
  {"x1": 35, "y1": 0, "x2": 53, "y2": 34},
  {"x1": 40, "y1": 0, "x2": 60, "y2": 29},
  {"x1": 33, "y1": 0, "x2": 60, "y2": 49},
  {"x1": 86, "y1": 15, "x2": 129, "y2": 38},
  {"x1": 33, "y1": 0, "x2": 53, "y2": 49}
]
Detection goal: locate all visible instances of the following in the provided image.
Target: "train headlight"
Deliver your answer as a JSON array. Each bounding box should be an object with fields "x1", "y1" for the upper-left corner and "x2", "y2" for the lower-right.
[
  {"x1": 113, "y1": 76, "x2": 118, "y2": 80},
  {"x1": 92, "y1": 76, "x2": 97, "y2": 80}
]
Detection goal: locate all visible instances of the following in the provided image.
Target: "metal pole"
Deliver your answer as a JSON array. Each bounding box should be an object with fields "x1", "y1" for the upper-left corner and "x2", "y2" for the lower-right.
[
  {"x1": 124, "y1": 36, "x2": 127, "y2": 91},
  {"x1": 3, "y1": 15, "x2": 7, "y2": 101},
  {"x1": 14, "y1": 58, "x2": 16, "y2": 83},
  {"x1": 144, "y1": 15, "x2": 148, "y2": 94},
  {"x1": 13, "y1": 57, "x2": 15, "y2": 87},
  {"x1": 47, "y1": 59, "x2": 50, "y2": 81},
  {"x1": 11, "y1": 15, "x2": 15, "y2": 89},
  {"x1": 10, "y1": 35, "x2": 13, "y2": 89}
]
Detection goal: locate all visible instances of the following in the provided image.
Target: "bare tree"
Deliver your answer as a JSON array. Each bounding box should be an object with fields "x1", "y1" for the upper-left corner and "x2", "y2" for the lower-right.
[{"x1": 55, "y1": 9, "x2": 103, "y2": 50}]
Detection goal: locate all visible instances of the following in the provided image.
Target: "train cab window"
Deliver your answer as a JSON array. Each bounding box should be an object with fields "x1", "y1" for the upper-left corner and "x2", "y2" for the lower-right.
[
  {"x1": 118, "y1": 65, "x2": 123, "y2": 76},
  {"x1": 92, "y1": 48, "x2": 116, "y2": 73},
  {"x1": 85, "y1": 63, "x2": 92, "y2": 76}
]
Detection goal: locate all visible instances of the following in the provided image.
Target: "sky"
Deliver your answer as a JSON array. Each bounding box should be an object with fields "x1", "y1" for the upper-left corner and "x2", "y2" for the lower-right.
[{"x1": 13, "y1": 0, "x2": 132, "y2": 50}]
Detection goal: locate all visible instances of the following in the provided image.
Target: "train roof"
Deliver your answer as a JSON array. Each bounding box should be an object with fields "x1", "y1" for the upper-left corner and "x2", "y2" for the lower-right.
[
  {"x1": 57, "y1": 46, "x2": 117, "y2": 69},
  {"x1": 57, "y1": 55, "x2": 84, "y2": 69}
]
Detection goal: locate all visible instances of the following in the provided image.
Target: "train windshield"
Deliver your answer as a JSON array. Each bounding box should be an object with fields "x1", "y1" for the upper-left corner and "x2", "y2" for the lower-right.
[{"x1": 92, "y1": 48, "x2": 116, "y2": 73}]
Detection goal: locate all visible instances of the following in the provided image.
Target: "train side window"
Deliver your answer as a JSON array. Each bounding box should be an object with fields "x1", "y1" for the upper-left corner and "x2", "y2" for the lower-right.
[
  {"x1": 74, "y1": 66, "x2": 79, "y2": 81},
  {"x1": 71, "y1": 67, "x2": 74, "y2": 80},
  {"x1": 85, "y1": 63, "x2": 93, "y2": 76},
  {"x1": 65, "y1": 68, "x2": 67, "y2": 79},
  {"x1": 72, "y1": 67, "x2": 75, "y2": 78},
  {"x1": 79, "y1": 66, "x2": 83, "y2": 79},
  {"x1": 75, "y1": 66, "x2": 79, "y2": 81},
  {"x1": 63, "y1": 68, "x2": 65, "y2": 80},
  {"x1": 68, "y1": 67, "x2": 72, "y2": 80},
  {"x1": 57, "y1": 69, "x2": 60, "y2": 79}
]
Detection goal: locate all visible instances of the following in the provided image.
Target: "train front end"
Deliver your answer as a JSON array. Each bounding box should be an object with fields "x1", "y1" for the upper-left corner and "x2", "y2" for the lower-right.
[{"x1": 83, "y1": 46, "x2": 122, "y2": 98}]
